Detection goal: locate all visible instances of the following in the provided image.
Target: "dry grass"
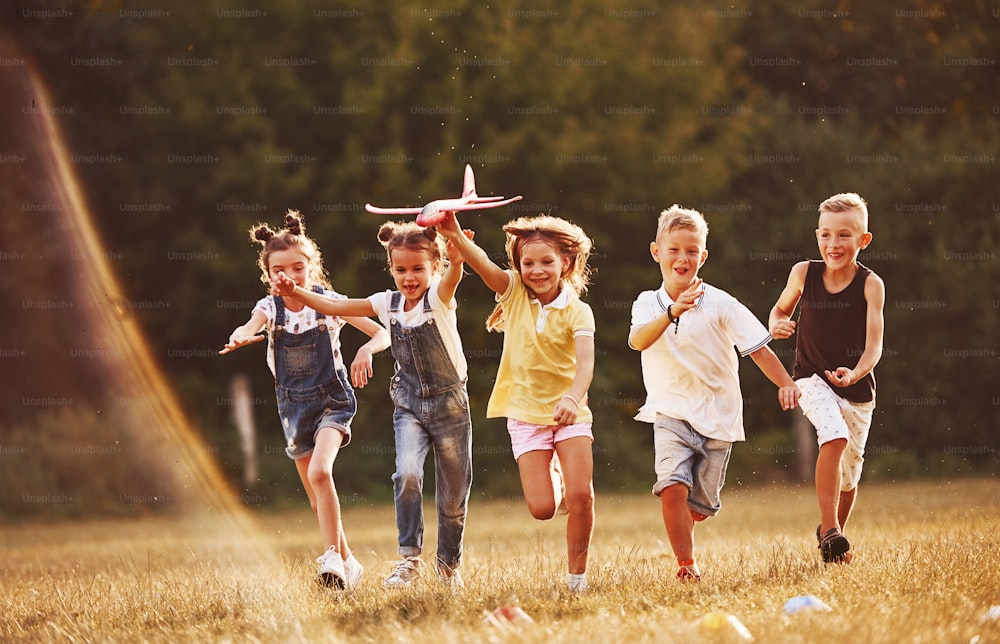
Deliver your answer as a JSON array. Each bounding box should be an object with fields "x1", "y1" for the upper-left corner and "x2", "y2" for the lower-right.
[{"x1": 2, "y1": 478, "x2": 998, "y2": 643}]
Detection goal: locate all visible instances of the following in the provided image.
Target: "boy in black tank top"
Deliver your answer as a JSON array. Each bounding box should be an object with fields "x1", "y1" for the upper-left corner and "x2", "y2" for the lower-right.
[{"x1": 768, "y1": 193, "x2": 886, "y2": 564}]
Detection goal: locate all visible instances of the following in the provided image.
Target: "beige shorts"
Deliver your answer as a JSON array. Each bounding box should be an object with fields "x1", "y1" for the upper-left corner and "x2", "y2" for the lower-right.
[{"x1": 797, "y1": 374, "x2": 875, "y2": 491}]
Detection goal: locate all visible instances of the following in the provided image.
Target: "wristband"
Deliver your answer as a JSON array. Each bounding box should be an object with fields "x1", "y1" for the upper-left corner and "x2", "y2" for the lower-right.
[
  {"x1": 561, "y1": 394, "x2": 579, "y2": 407},
  {"x1": 667, "y1": 304, "x2": 680, "y2": 334}
]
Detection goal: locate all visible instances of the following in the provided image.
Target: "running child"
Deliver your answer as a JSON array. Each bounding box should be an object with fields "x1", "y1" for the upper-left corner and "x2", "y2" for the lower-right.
[
  {"x1": 272, "y1": 221, "x2": 474, "y2": 589},
  {"x1": 221, "y1": 210, "x2": 390, "y2": 589},
  {"x1": 439, "y1": 212, "x2": 596, "y2": 593},
  {"x1": 629, "y1": 205, "x2": 800, "y2": 582},
  {"x1": 768, "y1": 192, "x2": 885, "y2": 563}
]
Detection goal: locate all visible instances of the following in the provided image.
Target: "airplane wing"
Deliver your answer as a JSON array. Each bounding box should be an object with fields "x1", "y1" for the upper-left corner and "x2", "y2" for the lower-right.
[
  {"x1": 448, "y1": 196, "x2": 523, "y2": 211},
  {"x1": 365, "y1": 204, "x2": 423, "y2": 215},
  {"x1": 415, "y1": 196, "x2": 523, "y2": 227}
]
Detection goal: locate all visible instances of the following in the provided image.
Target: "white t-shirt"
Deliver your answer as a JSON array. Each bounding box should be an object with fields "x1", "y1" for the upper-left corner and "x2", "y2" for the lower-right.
[
  {"x1": 367, "y1": 280, "x2": 467, "y2": 381},
  {"x1": 253, "y1": 290, "x2": 347, "y2": 377},
  {"x1": 630, "y1": 283, "x2": 771, "y2": 441}
]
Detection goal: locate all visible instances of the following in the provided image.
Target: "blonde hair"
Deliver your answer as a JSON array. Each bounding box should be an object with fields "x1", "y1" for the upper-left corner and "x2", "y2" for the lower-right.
[
  {"x1": 819, "y1": 192, "x2": 869, "y2": 230},
  {"x1": 656, "y1": 204, "x2": 709, "y2": 244},
  {"x1": 486, "y1": 215, "x2": 593, "y2": 332},
  {"x1": 250, "y1": 210, "x2": 330, "y2": 290},
  {"x1": 376, "y1": 221, "x2": 446, "y2": 274}
]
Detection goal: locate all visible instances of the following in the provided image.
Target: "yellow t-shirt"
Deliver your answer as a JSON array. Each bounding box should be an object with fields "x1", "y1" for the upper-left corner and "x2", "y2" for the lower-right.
[{"x1": 486, "y1": 271, "x2": 595, "y2": 425}]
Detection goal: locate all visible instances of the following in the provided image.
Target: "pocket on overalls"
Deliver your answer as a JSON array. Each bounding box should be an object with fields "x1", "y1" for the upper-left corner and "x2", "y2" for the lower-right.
[
  {"x1": 320, "y1": 380, "x2": 355, "y2": 411},
  {"x1": 283, "y1": 343, "x2": 318, "y2": 376}
]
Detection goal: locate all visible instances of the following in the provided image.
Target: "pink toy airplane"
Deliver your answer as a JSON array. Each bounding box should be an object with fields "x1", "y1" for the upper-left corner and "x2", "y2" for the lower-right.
[{"x1": 365, "y1": 164, "x2": 523, "y2": 227}]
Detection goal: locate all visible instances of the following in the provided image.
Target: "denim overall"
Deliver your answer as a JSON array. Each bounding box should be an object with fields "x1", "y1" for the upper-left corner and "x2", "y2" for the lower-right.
[
  {"x1": 273, "y1": 287, "x2": 356, "y2": 460},
  {"x1": 388, "y1": 290, "x2": 472, "y2": 570}
]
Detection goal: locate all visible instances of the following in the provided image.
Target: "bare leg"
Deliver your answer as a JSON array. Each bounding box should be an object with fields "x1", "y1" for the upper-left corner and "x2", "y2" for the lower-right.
[
  {"x1": 516, "y1": 450, "x2": 558, "y2": 520},
  {"x1": 296, "y1": 427, "x2": 350, "y2": 558},
  {"x1": 839, "y1": 487, "x2": 857, "y2": 530},
  {"x1": 660, "y1": 484, "x2": 694, "y2": 563},
  {"x1": 815, "y1": 438, "x2": 847, "y2": 533},
  {"x1": 555, "y1": 437, "x2": 594, "y2": 575}
]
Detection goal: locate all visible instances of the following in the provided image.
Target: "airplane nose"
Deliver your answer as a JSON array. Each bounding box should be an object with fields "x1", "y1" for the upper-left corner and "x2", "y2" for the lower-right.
[{"x1": 420, "y1": 203, "x2": 439, "y2": 217}]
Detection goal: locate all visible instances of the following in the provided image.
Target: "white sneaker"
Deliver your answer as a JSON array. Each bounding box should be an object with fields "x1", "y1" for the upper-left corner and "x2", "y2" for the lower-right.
[
  {"x1": 435, "y1": 561, "x2": 464, "y2": 589},
  {"x1": 383, "y1": 556, "x2": 422, "y2": 588},
  {"x1": 343, "y1": 553, "x2": 364, "y2": 590},
  {"x1": 316, "y1": 546, "x2": 346, "y2": 589}
]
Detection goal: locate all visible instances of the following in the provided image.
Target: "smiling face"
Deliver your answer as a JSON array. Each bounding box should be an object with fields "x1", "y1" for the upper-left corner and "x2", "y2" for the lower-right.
[
  {"x1": 517, "y1": 238, "x2": 569, "y2": 305},
  {"x1": 816, "y1": 207, "x2": 872, "y2": 271},
  {"x1": 651, "y1": 227, "x2": 708, "y2": 295},
  {"x1": 389, "y1": 246, "x2": 439, "y2": 306},
  {"x1": 266, "y1": 247, "x2": 311, "y2": 289}
]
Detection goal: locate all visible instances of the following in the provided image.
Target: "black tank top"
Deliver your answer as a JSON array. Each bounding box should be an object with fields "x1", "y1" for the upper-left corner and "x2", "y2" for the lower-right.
[{"x1": 793, "y1": 260, "x2": 875, "y2": 403}]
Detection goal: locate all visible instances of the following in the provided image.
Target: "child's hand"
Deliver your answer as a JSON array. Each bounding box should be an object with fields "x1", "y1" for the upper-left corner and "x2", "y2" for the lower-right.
[
  {"x1": 219, "y1": 330, "x2": 264, "y2": 354},
  {"x1": 825, "y1": 367, "x2": 855, "y2": 388},
  {"x1": 673, "y1": 278, "x2": 704, "y2": 315},
  {"x1": 770, "y1": 319, "x2": 796, "y2": 339},
  {"x1": 778, "y1": 383, "x2": 800, "y2": 410},
  {"x1": 553, "y1": 396, "x2": 579, "y2": 425},
  {"x1": 437, "y1": 211, "x2": 462, "y2": 238},
  {"x1": 446, "y1": 229, "x2": 475, "y2": 263},
  {"x1": 271, "y1": 271, "x2": 297, "y2": 297},
  {"x1": 350, "y1": 347, "x2": 375, "y2": 388}
]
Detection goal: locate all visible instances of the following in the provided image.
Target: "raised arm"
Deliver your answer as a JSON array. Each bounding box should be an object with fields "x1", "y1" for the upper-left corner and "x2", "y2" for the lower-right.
[
  {"x1": 437, "y1": 212, "x2": 511, "y2": 296},
  {"x1": 437, "y1": 229, "x2": 474, "y2": 306},
  {"x1": 628, "y1": 279, "x2": 703, "y2": 351},
  {"x1": 769, "y1": 261, "x2": 808, "y2": 339}
]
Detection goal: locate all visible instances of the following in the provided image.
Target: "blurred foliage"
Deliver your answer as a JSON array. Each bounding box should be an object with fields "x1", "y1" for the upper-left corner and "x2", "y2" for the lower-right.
[{"x1": 3, "y1": 0, "x2": 996, "y2": 514}]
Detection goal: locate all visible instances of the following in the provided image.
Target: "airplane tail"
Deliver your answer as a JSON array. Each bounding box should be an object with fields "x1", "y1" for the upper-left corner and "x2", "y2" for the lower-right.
[{"x1": 462, "y1": 164, "x2": 476, "y2": 198}]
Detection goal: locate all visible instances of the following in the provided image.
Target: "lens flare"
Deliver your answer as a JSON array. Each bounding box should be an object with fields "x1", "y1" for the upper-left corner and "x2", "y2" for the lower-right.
[{"x1": 1, "y1": 45, "x2": 256, "y2": 538}]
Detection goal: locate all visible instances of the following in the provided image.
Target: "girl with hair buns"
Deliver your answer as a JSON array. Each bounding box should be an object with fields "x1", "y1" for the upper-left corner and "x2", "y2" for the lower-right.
[
  {"x1": 272, "y1": 221, "x2": 475, "y2": 589},
  {"x1": 438, "y1": 212, "x2": 597, "y2": 593},
  {"x1": 221, "y1": 210, "x2": 390, "y2": 590}
]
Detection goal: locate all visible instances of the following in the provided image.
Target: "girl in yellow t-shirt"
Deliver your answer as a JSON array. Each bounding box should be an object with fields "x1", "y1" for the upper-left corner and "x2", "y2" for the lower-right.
[{"x1": 440, "y1": 212, "x2": 596, "y2": 593}]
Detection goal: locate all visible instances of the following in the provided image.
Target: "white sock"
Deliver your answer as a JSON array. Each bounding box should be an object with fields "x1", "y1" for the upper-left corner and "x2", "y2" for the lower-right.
[{"x1": 567, "y1": 572, "x2": 587, "y2": 592}]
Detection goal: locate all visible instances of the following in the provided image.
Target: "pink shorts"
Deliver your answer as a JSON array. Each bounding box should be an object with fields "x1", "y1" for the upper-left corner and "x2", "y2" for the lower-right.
[{"x1": 506, "y1": 418, "x2": 594, "y2": 461}]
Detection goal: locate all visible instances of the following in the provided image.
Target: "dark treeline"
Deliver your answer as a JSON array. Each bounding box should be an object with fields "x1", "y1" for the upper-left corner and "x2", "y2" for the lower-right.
[{"x1": 3, "y1": 0, "x2": 997, "y2": 512}]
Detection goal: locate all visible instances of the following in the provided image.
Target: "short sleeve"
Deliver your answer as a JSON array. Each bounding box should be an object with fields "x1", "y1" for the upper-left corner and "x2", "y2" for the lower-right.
[
  {"x1": 630, "y1": 291, "x2": 657, "y2": 329},
  {"x1": 367, "y1": 290, "x2": 393, "y2": 327},
  {"x1": 723, "y1": 295, "x2": 771, "y2": 356},
  {"x1": 572, "y1": 301, "x2": 596, "y2": 337},
  {"x1": 252, "y1": 296, "x2": 275, "y2": 328}
]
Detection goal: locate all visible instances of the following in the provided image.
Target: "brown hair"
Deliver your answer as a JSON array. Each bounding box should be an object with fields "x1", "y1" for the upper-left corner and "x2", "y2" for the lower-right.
[
  {"x1": 486, "y1": 215, "x2": 593, "y2": 331},
  {"x1": 250, "y1": 209, "x2": 330, "y2": 289},
  {"x1": 376, "y1": 221, "x2": 446, "y2": 273}
]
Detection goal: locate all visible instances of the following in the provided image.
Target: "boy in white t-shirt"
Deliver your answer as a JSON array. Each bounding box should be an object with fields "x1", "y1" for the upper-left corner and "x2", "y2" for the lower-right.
[{"x1": 628, "y1": 205, "x2": 800, "y2": 582}]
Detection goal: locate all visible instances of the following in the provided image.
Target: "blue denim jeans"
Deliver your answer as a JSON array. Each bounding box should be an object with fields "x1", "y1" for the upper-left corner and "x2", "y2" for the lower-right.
[
  {"x1": 391, "y1": 386, "x2": 472, "y2": 568},
  {"x1": 387, "y1": 290, "x2": 473, "y2": 569}
]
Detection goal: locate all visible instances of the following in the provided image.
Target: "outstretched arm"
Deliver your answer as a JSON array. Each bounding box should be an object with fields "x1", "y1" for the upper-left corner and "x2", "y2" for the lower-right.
[
  {"x1": 769, "y1": 261, "x2": 808, "y2": 339},
  {"x1": 220, "y1": 310, "x2": 267, "y2": 354},
  {"x1": 749, "y1": 345, "x2": 800, "y2": 411},
  {"x1": 272, "y1": 272, "x2": 377, "y2": 318},
  {"x1": 437, "y1": 212, "x2": 511, "y2": 296}
]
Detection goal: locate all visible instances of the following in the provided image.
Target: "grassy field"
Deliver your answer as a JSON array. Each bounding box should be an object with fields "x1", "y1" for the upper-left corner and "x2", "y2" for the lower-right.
[{"x1": 2, "y1": 478, "x2": 998, "y2": 643}]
